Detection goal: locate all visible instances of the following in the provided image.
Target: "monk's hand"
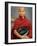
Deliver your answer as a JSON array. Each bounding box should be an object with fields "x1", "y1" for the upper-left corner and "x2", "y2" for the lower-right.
[{"x1": 21, "y1": 35, "x2": 29, "y2": 39}]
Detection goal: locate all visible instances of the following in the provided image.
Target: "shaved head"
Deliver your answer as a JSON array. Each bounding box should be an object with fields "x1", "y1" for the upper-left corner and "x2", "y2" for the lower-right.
[{"x1": 18, "y1": 7, "x2": 25, "y2": 12}]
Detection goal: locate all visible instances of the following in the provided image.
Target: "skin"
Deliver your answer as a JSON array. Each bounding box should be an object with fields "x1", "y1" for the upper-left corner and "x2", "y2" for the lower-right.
[
  {"x1": 13, "y1": 7, "x2": 29, "y2": 39},
  {"x1": 18, "y1": 7, "x2": 26, "y2": 17}
]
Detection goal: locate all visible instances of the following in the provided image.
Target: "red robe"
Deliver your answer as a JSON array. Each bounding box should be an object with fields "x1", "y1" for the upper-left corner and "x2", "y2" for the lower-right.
[{"x1": 11, "y1": 16, "x2": 32, "y2": 39}]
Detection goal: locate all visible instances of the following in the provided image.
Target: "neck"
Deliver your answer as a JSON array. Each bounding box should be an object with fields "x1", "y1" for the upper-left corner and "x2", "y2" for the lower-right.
[
  {"x1": 19, "y1": 16, "x2": 25, "y2": 19},
  {"x1": 22, "y1": 16, "x2": 24, "y2": 19}
]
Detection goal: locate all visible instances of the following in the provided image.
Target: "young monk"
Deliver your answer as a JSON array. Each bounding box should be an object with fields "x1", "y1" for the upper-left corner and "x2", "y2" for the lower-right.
[{"x1": 11, "y1": 7, "x2": 32, "y2": 39}]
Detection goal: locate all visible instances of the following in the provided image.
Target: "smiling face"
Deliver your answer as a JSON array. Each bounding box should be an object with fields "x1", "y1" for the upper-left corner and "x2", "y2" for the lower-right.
[{"x1": 18, "y1": 7, "x2": 26, "y2": 17}]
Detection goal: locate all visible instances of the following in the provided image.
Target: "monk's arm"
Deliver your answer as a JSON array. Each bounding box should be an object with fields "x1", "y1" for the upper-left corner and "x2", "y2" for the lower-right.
[
  {"x1": 14, "y1": 30, "x2": 29, "y2": 39},
  {"x1": 14, "y1": 30, "x2": 24, "y2": 38}
]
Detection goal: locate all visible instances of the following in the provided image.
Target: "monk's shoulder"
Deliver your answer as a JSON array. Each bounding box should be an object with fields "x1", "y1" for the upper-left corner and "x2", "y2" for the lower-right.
[
  {"x1": 25, "y1": 17, "x2": 31, "y2": 24},
  {"x1": 14, "y1": 18, "x2": 20, "y2": 23}
]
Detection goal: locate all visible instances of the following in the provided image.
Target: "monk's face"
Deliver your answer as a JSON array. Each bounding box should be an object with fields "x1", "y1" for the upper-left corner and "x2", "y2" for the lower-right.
[{"x1": 18, "y1": 7, "x2": 26, "y2": 16}]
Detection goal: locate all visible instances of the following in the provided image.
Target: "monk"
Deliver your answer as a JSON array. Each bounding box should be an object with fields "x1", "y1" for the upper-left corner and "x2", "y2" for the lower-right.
[{"x1": 11, "y1": 7, "x2": 32, "y2": 39}]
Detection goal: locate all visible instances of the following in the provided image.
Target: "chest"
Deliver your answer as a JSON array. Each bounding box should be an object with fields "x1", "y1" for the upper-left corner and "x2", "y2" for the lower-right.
[{"x1": 17, "y1": 19, "x2": 29, "y2": 27}]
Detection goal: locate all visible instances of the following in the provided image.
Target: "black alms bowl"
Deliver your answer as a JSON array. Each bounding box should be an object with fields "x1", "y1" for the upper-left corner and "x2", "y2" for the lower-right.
[{"x1": 17, "y1": 26, "x2": 28, "y2": 35}]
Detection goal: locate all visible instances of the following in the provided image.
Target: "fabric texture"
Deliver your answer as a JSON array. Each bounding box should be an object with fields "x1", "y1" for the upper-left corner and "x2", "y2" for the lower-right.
[{"x1": 11, "y1": 16, "x2": 32, "y2": 39}]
